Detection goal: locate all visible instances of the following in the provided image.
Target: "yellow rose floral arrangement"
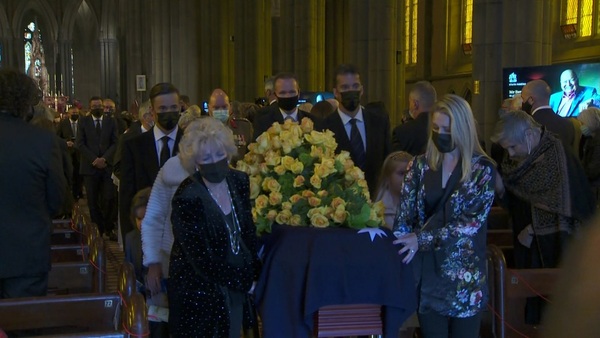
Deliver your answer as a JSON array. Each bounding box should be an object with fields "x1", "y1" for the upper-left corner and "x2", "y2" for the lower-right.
[{"x1": 235, "y1": 117, "x2": 385, "y2": 234}]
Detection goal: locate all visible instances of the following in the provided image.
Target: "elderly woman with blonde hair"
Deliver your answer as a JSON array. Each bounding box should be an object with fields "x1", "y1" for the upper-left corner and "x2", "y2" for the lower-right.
[{"x1": 167, "y1": 117, "x2": 259, "y2": 338}]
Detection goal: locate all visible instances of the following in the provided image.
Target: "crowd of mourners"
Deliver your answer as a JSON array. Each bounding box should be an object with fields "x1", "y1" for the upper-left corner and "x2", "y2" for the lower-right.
[{"x1": 0, "y1": 64, "x2": 598, "y2": 338}]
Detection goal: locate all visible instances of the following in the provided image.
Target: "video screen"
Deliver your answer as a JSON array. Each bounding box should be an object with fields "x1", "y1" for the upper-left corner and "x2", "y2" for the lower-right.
[{"x1": 503, "y1": 62, "x2": 600, "y2": 117}]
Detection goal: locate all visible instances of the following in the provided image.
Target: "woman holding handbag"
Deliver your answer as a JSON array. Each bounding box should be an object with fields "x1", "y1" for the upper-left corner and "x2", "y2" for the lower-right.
[{"x1": 393, "y1": 94, "x2": 496, "y2": 338}]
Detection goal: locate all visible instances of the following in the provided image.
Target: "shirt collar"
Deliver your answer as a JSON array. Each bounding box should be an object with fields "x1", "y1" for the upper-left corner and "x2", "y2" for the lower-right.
[
  {"x1": 531, "y1": 105, "x2": 551, "y2": 116},
  {"x1": 280, "y1": 108, "x2": 299, "y2": 121},
  {"x1": 338, "y1": 107, "x2": 364, "y2": 125},
  {"x1": 153, "y1": 125, "x2": 178, "y2": 142}
]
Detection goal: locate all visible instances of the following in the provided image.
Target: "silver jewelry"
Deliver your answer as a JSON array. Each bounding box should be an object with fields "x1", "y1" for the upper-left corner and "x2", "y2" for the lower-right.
[
  {"x1": 410, "y1": 249, "x2": 415, "y2": 253},
  {"x1": 206, "y1": 183, "x2": 241, "y2": 255}
]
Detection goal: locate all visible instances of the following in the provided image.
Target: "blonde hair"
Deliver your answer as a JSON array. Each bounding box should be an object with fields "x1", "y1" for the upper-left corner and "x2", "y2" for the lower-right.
[
  {"x1": 178, "y1": 105, "x2": 203, "y2": 129},
  {"x1": 178, "y1": 117, "x2": 237, "y2": 173},
  {"x1": 578, "y1": 107, "x2": 600, "y2": 133},
  {"x1": 374, "y1": 151, "x2": 413, "y2": 201},
  {"x1": 426, "y1": 94, "x2": 490, "y2": 182}
]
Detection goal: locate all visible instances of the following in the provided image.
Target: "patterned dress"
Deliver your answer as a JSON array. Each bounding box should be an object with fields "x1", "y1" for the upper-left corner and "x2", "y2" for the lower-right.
[
  {"x1": 168, "y1": 169, "x2": 259, "y2": 337},
  {"x1": 393, "y1": 154, "x2": 495, "y2": 318}
]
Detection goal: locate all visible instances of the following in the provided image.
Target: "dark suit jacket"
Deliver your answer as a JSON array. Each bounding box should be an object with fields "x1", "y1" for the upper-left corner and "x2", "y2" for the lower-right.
[
  {"x1": 75, "y1": 115, "x2": 119, "y2": 175},
  {"x1": 322, "y1": 107, "x2": 391, "y2": 196},
  {"x1": 119, "y1": 127, "x2": 183, "y2": 238},
  {"x1": 0, "y1": 114, "x2": 66, "y2": 278},
  {"x1": 532, "y1": 108, "x2": 574, "y2": 149},
  {"x1": 125, "y1": 229, "x2": 144, "y2": 283},
  {"x1": 549, "y1": 86, "x2": 597, "y2": 117},
  {"x1": 254, "y1": 101, "x2": 279, "y2": 121},
  {"x1": 391, "y1": 112, "x2": 429, "y2": 156},
  {"x1": 253, "y1": 108, "x2": 322, "y2": 140},
  {"x1": 57, "y1": 118, "x2": 77, "y2": 142},
  {"x1": 112, "y1": 123, "x2": 146, "y2": 179}
]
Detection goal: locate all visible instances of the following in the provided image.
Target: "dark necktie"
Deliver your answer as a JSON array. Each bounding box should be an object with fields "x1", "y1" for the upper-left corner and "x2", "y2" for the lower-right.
[
  {"x1": 160, "y1": 136, "x2": 170, "y2": 168},
  {"x1": 71, "y1": 122, "x2": 77, "y2": 138},
  {"x1": 95, "y1": 119, "x2": 101, "y2": 137},
  {"x1": 349, "y1": 118, "x2": 366, "y2": 169}
]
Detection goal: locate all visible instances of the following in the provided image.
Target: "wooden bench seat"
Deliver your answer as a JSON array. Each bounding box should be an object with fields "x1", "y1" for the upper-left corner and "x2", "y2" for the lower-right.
[
  {"x1": 314, "y1": 304, "x2": 383, "y2": 337},
  {"x1": 0, "y1": 262, "x2": 148, "y2": 337},
  {"x1": 48, "y1": 236, "x2": 105, "y2": 294}
]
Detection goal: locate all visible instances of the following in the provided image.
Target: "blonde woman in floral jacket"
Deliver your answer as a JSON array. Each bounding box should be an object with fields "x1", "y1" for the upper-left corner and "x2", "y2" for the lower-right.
[{"x1": 393, "y1": 94, "x2": 495, "y2": 338}]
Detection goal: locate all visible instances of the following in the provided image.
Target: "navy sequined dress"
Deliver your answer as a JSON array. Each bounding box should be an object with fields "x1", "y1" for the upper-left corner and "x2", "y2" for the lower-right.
[{"x1": 168, "y1": 169, "x2": 259, "y2": 337}]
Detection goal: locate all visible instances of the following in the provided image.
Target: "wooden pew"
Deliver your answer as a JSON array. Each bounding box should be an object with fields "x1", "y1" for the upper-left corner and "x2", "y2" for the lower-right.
[
  {"x1": 0, "y1": 262, "x2": 148, "y2": 337},
  {"x1": 48, "y1": 234, "x2": 105, "y2": 294},
  {"x1": 486, "y1": 244, "x2": 561, "y2": 338}
]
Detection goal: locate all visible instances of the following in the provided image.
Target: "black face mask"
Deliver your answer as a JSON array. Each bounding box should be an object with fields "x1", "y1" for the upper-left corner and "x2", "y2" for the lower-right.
[
  {"x1": 156, "y1": 111, "x2": 180, "y2": 131},
  {"x1": 277, "y1": 95, "x2": 299, "y2": 111},
  {"x1": 521, "y1": 98, "x2": 533, "y2": 114},
  {"x1": 70, "y1": 114, "x2": 79, "y2": 121},
  {"x1": 432, "y1": 131, "x2": 455, "y2": 153},
  {"x1": 91, "y1": 108, "x2": 104, "y2": 118},
  {"x1": 198, "y1": 158, "x2": 229, "y2": 183},
  {"x1": 104, "y1": 109, "x2": 115, "y2": 117},
  {"x1": 340, "y1": 91, "x2": 361, "y2": 112}
]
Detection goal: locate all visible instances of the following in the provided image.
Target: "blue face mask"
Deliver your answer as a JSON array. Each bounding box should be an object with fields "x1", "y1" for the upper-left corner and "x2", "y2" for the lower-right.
[{"x1": 213, "y1": 109, "x2": 229, "y2": 123}]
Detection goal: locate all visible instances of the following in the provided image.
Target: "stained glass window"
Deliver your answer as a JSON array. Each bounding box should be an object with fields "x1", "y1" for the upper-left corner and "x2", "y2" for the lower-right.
[
  {"x1": 24, "y1": 21, "x2": 44, "y2": 74},
  {"x1": 462, "y1": 0, "x2": 473, "y2": 44},
  {"x1": 404, "y1": 0, "x2": 418, "y2": 65},
  {"x1": 562, "y1": 0, "x2": 598, "y2": 38}
]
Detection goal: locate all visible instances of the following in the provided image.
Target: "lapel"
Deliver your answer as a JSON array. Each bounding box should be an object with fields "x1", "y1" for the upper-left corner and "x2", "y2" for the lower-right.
[
  {"x1": 173, "y1": 128, "x2": 184, "y2": 155},
  {"x1": 329, "y1": 113, "x2": 352, "y2": 152},
  {"x1": 142, "y1": 128, "x2": 159, "y2": 174},
  {"x1": 271, "y1": 110, "x2": 284, "y2": 125},
  {"x1": 363, "y1": 108, "x2": 374, "y2": 155}
]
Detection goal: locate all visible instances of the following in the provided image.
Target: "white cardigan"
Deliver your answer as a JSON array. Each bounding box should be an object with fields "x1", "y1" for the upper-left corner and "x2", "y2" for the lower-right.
[{"x1": 141, "y1": 155, "x2": 190, "y2": 277}]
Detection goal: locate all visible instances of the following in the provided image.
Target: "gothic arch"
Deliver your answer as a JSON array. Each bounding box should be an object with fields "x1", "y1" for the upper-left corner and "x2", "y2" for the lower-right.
[
  {"x1": 62, "y1": 0, "x2": 100, "y2": 41},
  {"x1": 100, "y1": 0, "x2": 118, "y2": 39},
  {"x1": 12, "y1": 0, "x2": 59, "y2": 42}
]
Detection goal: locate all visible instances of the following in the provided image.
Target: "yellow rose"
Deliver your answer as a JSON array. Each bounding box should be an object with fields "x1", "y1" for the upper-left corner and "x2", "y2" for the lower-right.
[
  {"x1": 282, "y1": 201, "x2": 292, "y2": 210},
  {"x1": 249, "y1": 164, "x2": 260, "y2": 176},
  {"x1": 249, "y1": 176, "x2": 262, "y2": 199},
  {"x1": 331, "y1": 197, "x2": 346, "y2": 209},
  {"x1": 302, "y1": 190, "x2": 315, "y2": 198},
  {"x1": 271, "y1": 135, "x2": 282, "y2": 149},
  {"x1": 274, "y1": 165, "x2": 287, "y2": 175},
  {"x1": 332, "y1": 206, "x2": 348, "y2": 224},
  {"x1": 255, "y1": 133, "x2": 271, "y2": 154},
  {"x1": 282, "y1": 118, "x2": 293, "y2": 130},
  {"x1": 235, "y1": 160, "x2": 251, "y2": 174},
  {"x1": 290, "y1": 161, "x2": 304, "y2": 174},
  {"x1": 310, "y1": 145, "x2": 325, "y2": 159},
  {"x1": 268, "y1": 191, "x2": 283, "y2": 206},
  {"x1": 290, "y1": 124, "x2": 304, "y2": 140},
  {"x1": 264, "y1": 150, "x2": 281, "y2": 166},
  {"x1": 372, "y1": 200, "x2": 385, "y2": 218},
  {"x1": 304, "y1": 130, "x2": 326, "y2": 145},
  {"x1": 357, "y1": 179, "x2": 369, "y2": 190},
  {"x1": 247, "y1": 143, "x2": 258, "y2": 154},
  {"x1": 310, "y1": 174, "x2": 322, "y2": 189},
  {"x1": 317, "y1": 190, "x2": 328, "y2": 198},
  {"x1": 281, "y1": 156, "x2": 295, "y2": 170},
  {"x1": 310, "y1": 213, "x2": 330, "y2": 228},
  {"x1": 259, "y1": 163, "x2": 270, "y2": 175},
  {"x1": 251, "y1": 208, "x2": 258, "y2": 222},
  {"x1": 293, "y1": 175, "x2": 305, "y2": 188},
  {"x1": 266, "y1": 209, "x2": 278, "y2": 221},
  {"x1": 308, "y1": 196, "x2": 321, "y2": 207},
  {"x1": 289, "y1": 214, "x2": 303, "y2": 226},
  {"x1": 300, "y1": 117, "x2": 314, "y2": 133},
  {"x1": 281, "y1": 141, "x2": 293, "y2": 154},
  {"x1": 345, "y1": 167, "x2": 365, "y2": 182},
  {"x1": 255, "y1": 195, "x2": 269, "y2": 212},
  {"x1": 289, "y1": 194, "x2": 303, "y2": 203},
  {"x1": 267, "y1": 122, "x2": 282, "y2": 135},
  {"x1": 335, "y1": 150, "x2": 352, "y2": 164},
  {"x1": 275, "y1": 209, "x2": 292, "y2": 224},
  {"x1": 308, "y1": 206, "x2": 332, "y2": 218},
  {"x1": 323, "y1": 130, "x2": 338, "y2": 150},
  {"x1": 343, "y1": 159, "x2": 355, "y2": 171},
  {"x1": 261, "y1": 177, "x2": 281, "y2": 192}
]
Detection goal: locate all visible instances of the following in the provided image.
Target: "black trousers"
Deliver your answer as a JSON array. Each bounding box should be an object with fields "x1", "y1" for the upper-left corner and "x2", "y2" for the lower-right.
[
  {"x1": 83, "y1": 169, "x2": 116, "y2": 234},
  {"x1": 417, "y1": 311, "x2": 482, "y2": 338},
  {"x1": 71, "y1": 152, "x2": 83, "y2": 199},
  {"x1": 0, "y1": 274, "x2": 48, "y2": 299}
]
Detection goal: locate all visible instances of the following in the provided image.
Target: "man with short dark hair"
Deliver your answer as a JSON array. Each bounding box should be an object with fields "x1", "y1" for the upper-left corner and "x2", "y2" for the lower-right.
[
  {"x1": 322, "y1": 64, "x2": 391, "y2": 196},
  {"x1": 119, "y1": 83, "x2": 183, "y2": 249},
  {"x1": 253, "y1": 72, "x2": 321, "y2": 140},
  {"x1": 77, "y1": 96, "x2": 119, "y2": 239},
  {"x1": 0, "y1": 69, "x2": 66, "y2": 298},
  {"x1": 392, "y1": 81, "x2": 437, "y2": 155}
]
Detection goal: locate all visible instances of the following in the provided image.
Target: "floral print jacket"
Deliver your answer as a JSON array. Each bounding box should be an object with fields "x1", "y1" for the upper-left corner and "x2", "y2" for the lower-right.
[{"x1": 393, "y1": 154, "x2": 495, "y2": 318}]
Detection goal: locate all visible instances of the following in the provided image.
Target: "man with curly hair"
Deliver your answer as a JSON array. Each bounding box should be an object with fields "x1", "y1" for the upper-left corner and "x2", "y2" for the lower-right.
[{"x1": 0, "y1": 69, "x2": 66, "y2": 298}]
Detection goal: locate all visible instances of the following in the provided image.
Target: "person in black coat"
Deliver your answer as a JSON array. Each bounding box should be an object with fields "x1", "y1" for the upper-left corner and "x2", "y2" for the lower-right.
[
  {"x1": 76, "y1": 96, "x2": 119, "y2": 238},
  {"x1": 119, "y1": 83, "x2": 183, "y2": 249},
  {"x1": 392, "y1": 81, "x2": 437, "y2": 156},
  {"x1": 252, "y1": 73, "x2": 322, "y2": 140},
  {"x1": 57, "y1": 106, "x2": 83, "y2": 200},
  {"x1": 520, "y1": 80, "x2": 575, "y2": 151},
  {"x1": 322, "y1": 64, "x2": 391, "y2": 197},
  {"x1": 0, "y1": 69, "x2": 66, "y2": 298}
]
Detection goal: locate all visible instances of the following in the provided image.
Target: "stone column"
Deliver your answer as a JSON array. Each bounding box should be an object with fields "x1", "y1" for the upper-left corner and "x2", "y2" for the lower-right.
[{"x1": 471, "y1": 0, "x2": 553, "y2": 150}]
